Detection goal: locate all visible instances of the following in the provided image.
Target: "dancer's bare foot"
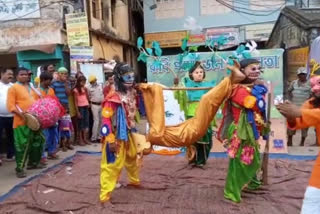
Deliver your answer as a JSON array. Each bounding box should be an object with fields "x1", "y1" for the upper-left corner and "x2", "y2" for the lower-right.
[
  {"x1": 84, "y1": 140, "x2": 92, "y2": 145},
  {"x1": 78, "y1": 141, "x2": 86, "y2": 146}
]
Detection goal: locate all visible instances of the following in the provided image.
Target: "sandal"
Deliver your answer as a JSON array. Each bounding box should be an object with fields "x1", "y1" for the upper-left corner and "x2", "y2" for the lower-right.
[
  {"x1": 67, "y1": 145, "x2": 74, "y2": 150},
  {"x1": 16, "y1": 170, "x2": 27, "y2": 178},
  {"x1": 48, "y1": 154, "x2": 59, "y2": 160}
]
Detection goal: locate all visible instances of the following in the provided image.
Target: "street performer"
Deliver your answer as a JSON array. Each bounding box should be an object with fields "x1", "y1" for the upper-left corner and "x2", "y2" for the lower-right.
[
  {"x1": 217, "y1": 58, "x2": 269, "y2": 203},
  {"x1": 139, "y1": 60, "x2": 245, "y2": 148},
  {"x1": 99, "y1": 62, "x2": 140, "y2": 203},
  {"x1": 174, "y1": 61, "x2": 216, "y2": 167},
  {"x1": 277, "y1": 61, "x2": 320, "y2": 214}
]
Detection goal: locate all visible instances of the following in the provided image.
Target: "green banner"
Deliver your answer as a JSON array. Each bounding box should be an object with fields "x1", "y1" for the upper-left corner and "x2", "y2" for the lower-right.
[{"x1": 147, "y1": 49, "x2": 284, "y2": 118}]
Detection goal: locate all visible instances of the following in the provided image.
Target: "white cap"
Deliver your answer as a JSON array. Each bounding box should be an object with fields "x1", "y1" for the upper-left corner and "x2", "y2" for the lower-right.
[{"x1": 297, "y1": 67, "x2": 307, "y2": 75}]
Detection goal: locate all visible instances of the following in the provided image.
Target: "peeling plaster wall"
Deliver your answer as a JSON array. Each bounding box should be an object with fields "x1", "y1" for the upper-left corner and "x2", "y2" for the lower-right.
[{"x1": 0, "y1": 0, "x2": 72, "y2": 49}]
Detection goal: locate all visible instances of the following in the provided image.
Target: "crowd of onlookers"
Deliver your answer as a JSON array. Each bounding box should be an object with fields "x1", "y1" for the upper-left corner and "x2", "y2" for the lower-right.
[{"x1": 0, "y1": 63, "x2": 116, "y2": 177}]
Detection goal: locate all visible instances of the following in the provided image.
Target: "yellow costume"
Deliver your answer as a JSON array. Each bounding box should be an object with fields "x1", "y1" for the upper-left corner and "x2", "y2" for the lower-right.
[{"x1": 99, "y1": 89, "x2": 140, "y2": 202}]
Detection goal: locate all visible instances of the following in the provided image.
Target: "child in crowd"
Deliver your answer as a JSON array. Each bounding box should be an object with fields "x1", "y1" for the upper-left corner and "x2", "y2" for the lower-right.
[
  {"x1": 33, "y1": 72, "x2": 59, "y2": 160},
  {"x1": 59, "y1": 112, "x2": 73, "y2": 151},
  {"x1": 7, "y1": 68, "x2": 45, "y2": 178},
  {"x1": 74, "y1": 75, "x2": 90, "y2": 145},
  {"x1": 51, "y1": 67, "x2": 71, "y2": 112}
]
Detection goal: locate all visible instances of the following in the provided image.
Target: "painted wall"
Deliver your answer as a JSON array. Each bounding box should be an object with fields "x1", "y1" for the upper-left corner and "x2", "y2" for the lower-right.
[
  {"x1": 0, "y1": 0, "x2": 71, "y2": 49},
  {"x1": 17, "y1": 45, "x2": 65, "y2": 74},
  {"x1": 90, "y1": 0, "x2": 130, "y2": 40},
  {"x1": 143, "y1": 0, "x2": 294, "y2": 33},
  {"x1": 92, "y1": 34, "x2": 123, "y2": 60}
]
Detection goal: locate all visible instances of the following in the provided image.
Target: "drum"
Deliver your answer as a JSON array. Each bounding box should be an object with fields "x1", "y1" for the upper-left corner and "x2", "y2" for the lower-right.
[
  {"x1": 24, "y1": 113, "x2": 41, "y2": 131},
  {"x1": 27, "y1": 97, "x2": 61, "y2": 129}
]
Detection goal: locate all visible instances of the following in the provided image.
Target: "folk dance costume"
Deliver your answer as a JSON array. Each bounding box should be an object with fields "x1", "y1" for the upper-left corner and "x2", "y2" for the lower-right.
[
  {"x1": 216, "y1": 59, "x2": 269, "y2": 203},
  {"x1": 100, "y1": 63, "x2": 140, "y2": 202},
  {"x1": 218, "y1": 83, "x2": 269, "y2": 202},
  {"x1": 174, "y1": 61, "x2": 216, "y2": 166}
]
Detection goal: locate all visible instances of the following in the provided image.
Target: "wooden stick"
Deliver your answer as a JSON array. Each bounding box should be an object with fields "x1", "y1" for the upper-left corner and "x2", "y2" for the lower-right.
[{"x1": 262, "y1": 93, "x2": 272, "y2": 185}]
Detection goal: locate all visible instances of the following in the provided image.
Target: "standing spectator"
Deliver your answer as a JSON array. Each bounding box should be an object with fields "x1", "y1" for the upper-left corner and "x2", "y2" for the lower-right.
[
  {"x1": 27, "y1": 70, "x2": 34, "y2": 87},
  {"x1": 87, "y1": 75, "x2": 104, "y2": 143},
  {"x1": 0, "y1": 68, "x2": 15, "y2": 166},
  {"x1": 7, "y1": 68, "x2": 45, "y2": 178},
  {"x1": 68, "y1": 76, "x2": 79, "y2": 145},
  {"x1": 44, "y1": 64, "x2": 58, "y2": 80},
  {"x1": 287, "y1": 67, "x2": 312, "y2": 146},
  {"x1": 51, "y1": 67, "x2": 71, "y2": 111},
  {"x1": 74, "y1": 76, "x2": 90, "y2": 145},
  {"x1": 103, "y1": 73, "x2": 115, "y2": 97}
]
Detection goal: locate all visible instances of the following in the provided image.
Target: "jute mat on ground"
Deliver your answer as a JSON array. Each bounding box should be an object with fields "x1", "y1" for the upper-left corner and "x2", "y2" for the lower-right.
[{"x1": 0, "y1": 153, "x2": 313, "y2": 214}]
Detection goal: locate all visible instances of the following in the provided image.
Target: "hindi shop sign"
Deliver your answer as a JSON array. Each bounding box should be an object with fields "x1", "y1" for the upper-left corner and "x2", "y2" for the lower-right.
[
  {"x1": 0, "y1": 0, "x2": 40, "y2": 21},
  {"x1": 205, "y1": 27, "x2": 240, "y2": 49},
  {"x1": 66, "y1": 12, "x2": 90, "y2": 47}
]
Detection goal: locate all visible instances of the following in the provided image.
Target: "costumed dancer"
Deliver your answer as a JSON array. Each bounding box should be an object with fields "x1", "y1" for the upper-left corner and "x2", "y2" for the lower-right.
[
  {"x1": 7, "y1": 68, "x2": 45, "y2": 178},
  {"x1": 217, "y1": 59, "x2": 269, "y2": 203},
  {"x1": 174, "y1": 61, "x2": 216, "y2": 167},
  {"x1": 139, "y1": 60, "x2": 245, "y2": 148},
  {"x1": 277, "y1": 62, "x2": 320, "y2": 214},
  {"x1": 100, "y1": 62, "x2": 140, "y2": 202}
]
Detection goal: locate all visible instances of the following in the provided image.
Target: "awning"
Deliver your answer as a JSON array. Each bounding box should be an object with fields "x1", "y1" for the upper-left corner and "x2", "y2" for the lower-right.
[{"x1": 8, "y1": 44, "x2": 57, "y2": 54}]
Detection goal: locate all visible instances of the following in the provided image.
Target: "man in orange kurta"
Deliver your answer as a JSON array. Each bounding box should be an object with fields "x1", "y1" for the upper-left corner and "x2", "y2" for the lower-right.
[
  {"x1": 7, "y1": 68, "x2": 44, "y2": 178},
  {"x1": 277, "y1": 67, "x2": 320, "y2": 214}
]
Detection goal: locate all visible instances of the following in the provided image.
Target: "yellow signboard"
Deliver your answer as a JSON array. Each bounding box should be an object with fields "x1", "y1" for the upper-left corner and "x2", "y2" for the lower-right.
[
  {"x1": 287, "y1": 46, "x2": 309, "y2": 82},
  {"x1": 145, "y1": 31, "x2": 187, "y2": 48},
  {"x1": 66, "y1": 12, "x2": 90, "y2": 46}
]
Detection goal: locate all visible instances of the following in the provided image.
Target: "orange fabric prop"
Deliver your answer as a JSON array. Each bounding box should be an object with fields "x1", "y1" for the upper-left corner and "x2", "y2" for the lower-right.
[{"x1": 139, "y1": 77, "x2": 233, "y2": 147}]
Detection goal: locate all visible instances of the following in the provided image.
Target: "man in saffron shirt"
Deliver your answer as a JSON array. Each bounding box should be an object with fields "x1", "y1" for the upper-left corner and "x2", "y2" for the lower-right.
[{"x1": 277, "y1": 65, "x2": 320, "y2": 213}]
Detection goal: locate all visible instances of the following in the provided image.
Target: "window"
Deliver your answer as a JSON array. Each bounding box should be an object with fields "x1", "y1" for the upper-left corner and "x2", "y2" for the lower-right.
[
  {"x1": 155, "y1": 0, "x2": 184, "y2": 19},
  {"x1": 201, "y1": 0, "x2": 231, "y2": 15},
  {"x1": 111, "y1": 0, "x2": 116, "y2": 27},
  {"x1": 92, "y1": 0, "x2": 97, "y2": 18},
  {"x1": 250, "y1": 0, "x2": 285, "y2": 11},
  {"x1": 101, "y1": 0, "x2": 104, "y2": 20}
]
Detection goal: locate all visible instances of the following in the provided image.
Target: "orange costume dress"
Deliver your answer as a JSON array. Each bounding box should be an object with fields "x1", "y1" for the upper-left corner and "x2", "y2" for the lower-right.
[
  {"x1": 288, "y1": 99, "x2": 320, "y2": 213},
  {"x1": 288, "y1": 99, "x2": 320, "y2": 186}
]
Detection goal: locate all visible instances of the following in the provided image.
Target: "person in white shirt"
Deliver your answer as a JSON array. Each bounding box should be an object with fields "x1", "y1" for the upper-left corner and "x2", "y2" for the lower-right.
[
  {"x1": 0, "y1": 68, "x2": 15, "y2": 165},
  {"x1": 87, "y1": 75, "x2": 104, "y2": 142}
]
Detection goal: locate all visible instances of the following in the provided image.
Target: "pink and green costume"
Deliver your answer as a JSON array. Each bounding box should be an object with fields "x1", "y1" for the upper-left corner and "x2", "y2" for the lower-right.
[{"x1": 218, "y1": 84, "x2": 269, "y2": 202}]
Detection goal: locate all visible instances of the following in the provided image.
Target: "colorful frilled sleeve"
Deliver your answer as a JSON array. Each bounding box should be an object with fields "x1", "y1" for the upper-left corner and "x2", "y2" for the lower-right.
[
  {"x1": 218, "y1": 84, "x2": 269, "y2": 163},
  {"x1": 101, "y1": 100, "x2": 117, "y2": 163},
  {"x1": 101, "y1": 92, "x2": 131, "y2": 164}
]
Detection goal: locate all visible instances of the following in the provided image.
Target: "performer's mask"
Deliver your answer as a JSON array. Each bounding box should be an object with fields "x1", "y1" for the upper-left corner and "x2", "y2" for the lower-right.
[
  {"x1": 121, "y1": 72, "x2": 135, "y2": 88},
  {"x1": 243, "y1": 63, "x2": 261, "y2": 82},
  {"x1": 239, "y1": 59, "x2": 262, "y2": 84},
  {"x1": 189, "y1": 61, "x2": 206, "y2": 82},
  {"x1": 310, "y1": 76, "x2": 320, "y2": 97},
  {"x1": 191, "y1": 67, "x2": 205, "y2": 82},
  {"x1": 113, "y1": 63, "x2": 135, "y2": 93}
]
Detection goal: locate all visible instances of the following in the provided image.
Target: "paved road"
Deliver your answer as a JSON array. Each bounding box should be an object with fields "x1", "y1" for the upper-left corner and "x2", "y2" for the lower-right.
[{"x1": 0, "y1": 119, "x2": 319, "y2": 198}]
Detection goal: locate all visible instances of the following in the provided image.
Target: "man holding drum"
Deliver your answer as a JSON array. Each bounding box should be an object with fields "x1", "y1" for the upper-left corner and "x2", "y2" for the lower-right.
[{"x1": 7, "y1": 67, "x2": 45, "y2": 178}]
